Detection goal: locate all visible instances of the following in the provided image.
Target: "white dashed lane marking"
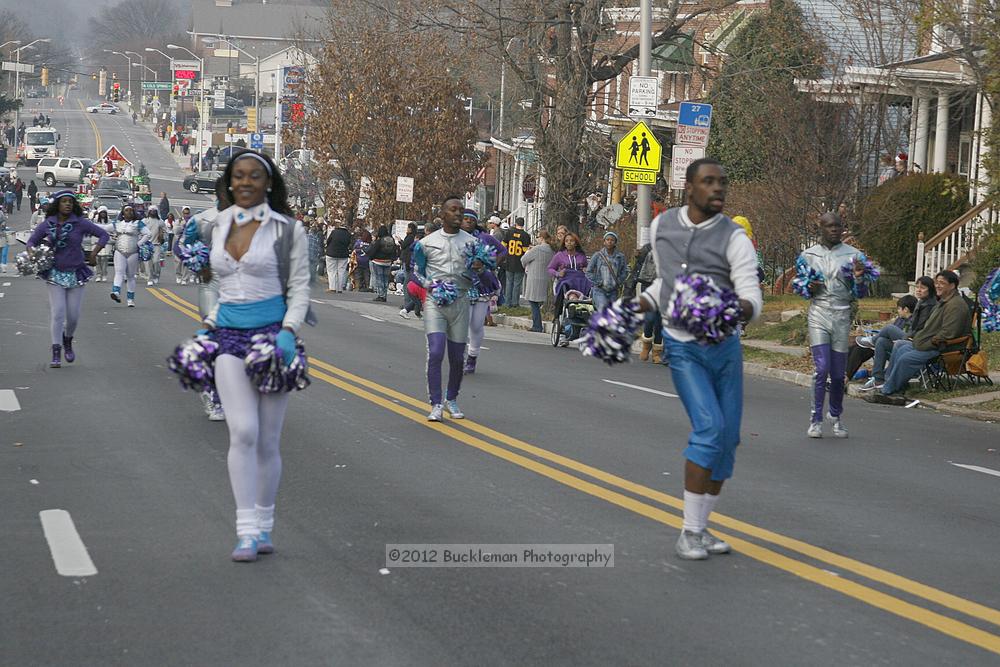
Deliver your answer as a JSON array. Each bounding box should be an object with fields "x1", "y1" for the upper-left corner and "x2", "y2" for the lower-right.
[
  {"x1": 0, "y1": 389, "x2": 21, "y2": 411},
  {"x1": 39, "y1": 510, "x2": 98, "y2": 577},
  {"x1": 949, "y1": 462, "x2": 1000, "y2": 479},
  {"x1": 601, "y1": 379, "x2": 679, "y2": 399}
]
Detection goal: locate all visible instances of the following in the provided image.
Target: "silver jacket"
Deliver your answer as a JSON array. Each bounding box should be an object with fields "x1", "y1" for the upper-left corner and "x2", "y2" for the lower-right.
[
  {"x1": 414, "y1": 229, "x2": 476, "y2": 291},
  {"x1": 112, "y1": 219, "x2": 148, "y2": 256},
  {"x1": 798, "y1": 242, "x2": 865, "y2": 311}
]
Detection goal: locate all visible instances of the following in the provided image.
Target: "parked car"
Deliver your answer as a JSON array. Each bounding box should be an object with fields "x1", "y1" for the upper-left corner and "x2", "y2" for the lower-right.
[
  {"x1": 89, "y1": 195, "x2": 125, "y2": 219},
  {"x1": 35, "y1": 157, "x2": 86, "y2": 186},
  {"x1": 87, "y1": 103, "x2": 119, "y2": 114},
  {"x1": 182, "y1": 170, "x2": 223, "y2": 193},
  {"x1": 93, "y1": 176, "x2": 132, "y2": 199}
]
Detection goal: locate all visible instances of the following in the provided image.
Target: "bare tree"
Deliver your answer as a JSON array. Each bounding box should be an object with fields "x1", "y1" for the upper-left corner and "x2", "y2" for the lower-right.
[
  {"x1": 302, "y1": 7, "x2": 483, "y2": 231},
  {"x1": 88, "y1": 0, "x2": 183, "y2": 43}
]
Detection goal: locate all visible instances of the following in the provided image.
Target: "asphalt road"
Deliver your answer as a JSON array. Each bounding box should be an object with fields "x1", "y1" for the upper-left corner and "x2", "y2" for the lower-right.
[{"x1": 3, "y1": 94, "x2": 1000, "y2": 666}]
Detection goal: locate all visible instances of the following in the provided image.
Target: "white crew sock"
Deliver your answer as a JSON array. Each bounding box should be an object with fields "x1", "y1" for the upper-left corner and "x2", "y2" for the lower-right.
[
  {"x1": 236, "y1": 509, "x2": 259, "y2": 538},
  {"x1": 701, "y1": 493, "x2": 720, "y2": 529},
  {"x1": 682, "y1": 491, "x2": 707, "y2": 533},
  {"x1": 256, "y1": 504, "x2": 275, "y2": 532}
]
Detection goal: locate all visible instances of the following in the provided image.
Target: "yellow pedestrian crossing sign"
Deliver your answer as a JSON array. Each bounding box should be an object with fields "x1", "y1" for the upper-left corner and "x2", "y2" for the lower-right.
[{"x1": 616, "y1": 121, "x2": 662, "y2": 172}]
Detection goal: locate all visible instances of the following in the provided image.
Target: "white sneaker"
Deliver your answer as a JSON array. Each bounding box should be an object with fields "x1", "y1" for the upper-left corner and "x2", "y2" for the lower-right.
[
  {"x1": 398, "y1": 308, "x2": 410, "y2": 319},
  {"x1": 826, "y1": 412, "x2": 848, "y2": 439},
  {"x1": 208, "y1": 406, "x2": 226, "y2": 421},
  {"x1": 700, "y1": 529, "x2": 732, "y2": 555},
  {"x1": 147, "y1": 280, "x2": 154, "y2": 286},
  {"x1": 127, "y1": 299, "x2": 135, "y2": 307},
  {"x1": 176, "y1": 277, "x2": 182, "y2": 284},
  {"x1": 427, "y1": 404, "x2": 443, "y2": 422},
  {"x1": 200, "y1": 391, "x2": 214, "y2": 416},
  {"x1": 675, "y1": 530, "x2": 709, "y2": 560},
  {"x1": 856, "y1": 336, "x2": 876, "y2": 350},
  {"x1": 807, "y1": 422, "x2": 823, "y2": 438}
]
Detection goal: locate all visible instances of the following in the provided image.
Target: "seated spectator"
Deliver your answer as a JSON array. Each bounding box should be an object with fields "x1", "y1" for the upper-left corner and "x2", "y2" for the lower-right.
[
  {"x1": 847, "y1": 294, "x2": 917, "y2": 381},
  {"x1": 865, "y1": 270, "x2": 971, "y2": 402},
  {"x1": 857, "y1": 276, "x2": 937, "y2": 389}
]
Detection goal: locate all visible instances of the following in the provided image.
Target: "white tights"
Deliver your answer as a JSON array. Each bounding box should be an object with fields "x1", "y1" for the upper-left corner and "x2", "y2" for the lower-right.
[
  {"x1": 215, "y1": 354, "x2": 290, "y2": 537},
  {"x1": 48, "y1": 284, "x2": 85, "y2": 345},
  {"x1": 113, "y1": 251, "x2": 139, "y2": 294},
  {"x1": 467, "y1": 301, "x2": 490, "y2": 358}
]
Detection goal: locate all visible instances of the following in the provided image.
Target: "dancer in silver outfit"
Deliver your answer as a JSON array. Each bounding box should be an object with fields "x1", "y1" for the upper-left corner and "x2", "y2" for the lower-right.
[{"x1": 797, "y1": 212, "x2": 869, "y2": 439}]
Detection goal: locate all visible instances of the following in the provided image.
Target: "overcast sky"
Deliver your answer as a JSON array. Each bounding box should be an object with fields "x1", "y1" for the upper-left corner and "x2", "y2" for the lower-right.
[{"x1": 0, "y1": 0, "x2": 186, "y2": 48}]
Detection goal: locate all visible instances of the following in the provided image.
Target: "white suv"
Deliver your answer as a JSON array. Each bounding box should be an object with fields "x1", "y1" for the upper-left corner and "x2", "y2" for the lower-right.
[{"x1": 36, "y1": 157, "x2": 85, "y2": 186}]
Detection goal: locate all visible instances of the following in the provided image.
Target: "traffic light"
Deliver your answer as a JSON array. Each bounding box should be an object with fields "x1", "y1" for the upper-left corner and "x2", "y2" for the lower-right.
[
  {"x1": 113, "y1": 81, "x2": 120, "y2": 102},
  {"x1": 172, "y1": 84, "x2": 179, "y2": 99},
  {"x1": 40, "y1": 68, "x2": 48, "y2": 86}
]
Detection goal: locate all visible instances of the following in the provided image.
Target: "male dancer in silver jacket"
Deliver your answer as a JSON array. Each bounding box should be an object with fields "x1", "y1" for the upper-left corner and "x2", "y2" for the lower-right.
[
  {"x1": 797, "y1": 212, "x2": 869, "y2": 439},
  {"x1": 412, "y1": 195, "x2": 478, "y2": 422}
]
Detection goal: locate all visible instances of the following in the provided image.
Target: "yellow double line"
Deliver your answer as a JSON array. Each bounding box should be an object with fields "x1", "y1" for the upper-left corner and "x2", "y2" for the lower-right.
[
  {"x1": 78, "y1": 100, "x2": 102, "y2": 156},
  {"x1": 149, "y1": 287, "x2": 1000, "y2": 655}
]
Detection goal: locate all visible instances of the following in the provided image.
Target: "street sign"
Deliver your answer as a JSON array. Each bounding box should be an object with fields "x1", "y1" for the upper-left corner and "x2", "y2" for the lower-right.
[
  {"x1": 622, "y1": 169, "x2": 657, "y2": 185},
  {"x1": 628, "y1": 76, "x2": 658, "y2": 118},
  {"x1": 615, "y1": 121, "x2": 662, "y2": 172},
  {"x1": 395, "y1": 176, "x2": 414, "y2": 203},
  {"x1": 246, "y1": 108, "x2": 257, "y2": 132},
  {"x1": 676, "y1": 101, "x2": 713, "y2": 147},
  {"x1": 152, "y1": 100, "x2": 161, "y2": 110},
  {"x1": 170, "y1": 59, "x2": 201, "y2": 72},
  {"x1": 250, "y1": 132, "x2": 264, "y2": 150},
  {"x1": 670, "y1": 145, "x2": 706, "y2": 190},
  {"x1": 175, "y1": 79, "x2": 191, "y2": 96},
  {"x1": 2, "y1": 61, "x2": 34, "y2": 74},
  {"x1": 213, "y1": 89, "x2": 226, "y2": 110},
  {"x1": 141, "y1": 81, "x2": 172, "y2": 91}
]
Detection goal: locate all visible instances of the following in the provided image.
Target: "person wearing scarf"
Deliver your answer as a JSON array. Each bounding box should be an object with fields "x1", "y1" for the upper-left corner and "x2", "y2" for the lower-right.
[{"x1": 26, "y1": 190, "x2": 109, "y2": 367}]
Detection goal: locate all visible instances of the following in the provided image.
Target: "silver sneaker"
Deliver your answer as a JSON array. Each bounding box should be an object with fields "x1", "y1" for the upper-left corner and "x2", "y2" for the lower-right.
[
  {"x1": 200, "y1": 391, "x2": 214, "y2": 416},
  {"x1": 398, "y1": 308, "x2": 410, "y2": 319},
  {"x1": 855, "y1": 336, "x2": 875, "y2": 350},
  {"x1": 807, "y1": 422, "x2": 823, "y2": 438},
  {"x1": 445, "y1": 400, "x2": 464, "y2": 419},
  {"x1": 827, "y1": 412, "x2": 848, "y2": 439},
  {"x1": 427, "y1": 404, "x2": 444, "y2": 422},
  {"x1": 858, "y1": 377, "x2": 883, "y2": 392},
  {"x1": 208, "y1": 406, "x2": 226, "y2": 421},
  {"x1": 675, "y1": 530, "x2": 709, "y2": 560},
  {"x1": 700, "y1": 529, "x2": 731, "y2": 555}
]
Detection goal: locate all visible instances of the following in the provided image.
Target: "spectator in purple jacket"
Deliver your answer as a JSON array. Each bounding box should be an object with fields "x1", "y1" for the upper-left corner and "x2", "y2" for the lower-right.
[{"x1": 547, "y1": 232, "x2": 590, "y2": 320}]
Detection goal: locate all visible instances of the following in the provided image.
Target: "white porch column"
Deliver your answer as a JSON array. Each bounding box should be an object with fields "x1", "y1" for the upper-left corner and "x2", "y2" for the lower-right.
[
  {"x1": 908, "y1": 94, "x2": 919, "y2": 172},
  {"x1": 914, "y1": 95, "x2": 931, "y2": 173},
  {"x1": 933, "y1": 90, "x2": 950, "y2": 173},
  {"x1": 978, "y1": 93, "x2": 992, "y2": 198}
]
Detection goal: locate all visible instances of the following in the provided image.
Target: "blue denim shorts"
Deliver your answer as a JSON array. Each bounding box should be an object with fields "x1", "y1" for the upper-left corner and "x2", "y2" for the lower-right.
[{"x1": 663, "y1": 333, "x2": 744, "y2": 481}]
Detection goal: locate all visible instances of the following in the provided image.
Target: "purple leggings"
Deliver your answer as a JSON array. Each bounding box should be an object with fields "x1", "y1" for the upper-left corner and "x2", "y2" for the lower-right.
[
  {"x1": 811, "y1": 344, "x2": 846, "y2": 422},
  {"x1": 427, "y1": 332, "x2": 465, "y2": 405}
]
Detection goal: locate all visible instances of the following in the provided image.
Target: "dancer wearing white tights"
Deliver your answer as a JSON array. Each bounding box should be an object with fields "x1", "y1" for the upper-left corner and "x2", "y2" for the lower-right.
[
  {"x1": 26, "y1": 190, "x2": 109, "y2": 367},
  {"x1": 199, "y1": 150, "x2": 313, "y2": 562},
  {"x1": 459, "y1": 210, "x2": 506, "y2": 375},
  {"x1": 110, "y1": 205, "x2": 147, "y2": 308}
]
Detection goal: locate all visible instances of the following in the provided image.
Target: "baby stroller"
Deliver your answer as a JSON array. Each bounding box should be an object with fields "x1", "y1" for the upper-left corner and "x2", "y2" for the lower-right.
[{"x1": 552, "y1": 286, "x2": 594, "y2": 348}]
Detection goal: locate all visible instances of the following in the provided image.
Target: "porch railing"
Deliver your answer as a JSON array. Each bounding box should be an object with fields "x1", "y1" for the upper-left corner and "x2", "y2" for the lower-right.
[{"x1": 915, "y1": 197, "x2": 998, "y2": 280}]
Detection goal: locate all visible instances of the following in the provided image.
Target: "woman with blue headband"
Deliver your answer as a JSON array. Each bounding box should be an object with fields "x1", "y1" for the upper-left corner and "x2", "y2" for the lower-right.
[{"x1": 26, "y1": 190, "x2": 109, "y2": 367}]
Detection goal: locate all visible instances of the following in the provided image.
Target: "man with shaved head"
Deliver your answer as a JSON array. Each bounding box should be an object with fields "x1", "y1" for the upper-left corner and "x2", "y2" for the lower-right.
[{"x1": 797, "y1": 212, "x2": 871, "y2": 439}]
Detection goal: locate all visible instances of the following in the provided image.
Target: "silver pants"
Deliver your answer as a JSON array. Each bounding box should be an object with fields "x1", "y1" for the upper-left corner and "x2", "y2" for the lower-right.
[
  {"x1": 424, "y1": 297, "x2": 470, "y2": 343},
  {"x1": 807, "y1": 305, "x2": 852, "y2": 354}
]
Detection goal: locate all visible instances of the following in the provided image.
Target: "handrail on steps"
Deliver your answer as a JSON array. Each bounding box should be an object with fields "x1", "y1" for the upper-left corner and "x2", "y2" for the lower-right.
[{"x1": 923, "y1": 197, "x2": 996, "y2": 249}]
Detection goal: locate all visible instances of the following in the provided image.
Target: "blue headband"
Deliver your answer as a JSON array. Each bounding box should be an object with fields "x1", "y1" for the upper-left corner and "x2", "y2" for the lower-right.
[
  {"x1": 52, "y1": 190, "x2": 76, "y2": 201},
  {"x1": 233, "y1": 151, "x2": 273, "y2": 176},
  {"x1": 463, "y1": 209, "x2": 479, "y2": 222}
]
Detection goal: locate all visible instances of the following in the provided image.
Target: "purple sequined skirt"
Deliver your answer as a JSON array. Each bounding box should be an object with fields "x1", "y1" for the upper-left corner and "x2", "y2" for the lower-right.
[
  {"x1": 214, "y1": 323, "x2": 282, "y2": 359},
  {"x1": 41, "y1": 265, "x2": 94, "y2": 288}
]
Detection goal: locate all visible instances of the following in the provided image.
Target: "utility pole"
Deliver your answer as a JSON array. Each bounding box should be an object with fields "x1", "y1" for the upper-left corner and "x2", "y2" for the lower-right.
[{"x1": 636, "y1": 0, "x2": 652, "y2": 246}]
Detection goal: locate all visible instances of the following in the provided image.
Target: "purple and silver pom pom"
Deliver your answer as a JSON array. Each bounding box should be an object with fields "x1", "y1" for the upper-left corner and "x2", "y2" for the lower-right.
[
  {"x1": 464, "y1": 239, "x2": 498, "y2": 271},
  {"x1": 841, "y1": 253, "x2": 881, "y2": 283},
  {"x1": 666, "y1": 273, "x2": 742, "y2": 344},
  {"x1": 429, "y1": 280, "x2": 458, "y2": 307},
  {"x1": 244, "y1": 333, "x2": 311, "y2": 394},
  {"x1": 979, "y1": 267, "x2": 1000, "y2": 333},
  {"x1": 16, "y1": 244, "x2": 55, "y2": 276},
  {"x1": 578, "y1": 298, "x2": 645, "y2": 365},
  {"x1": 138, "y1": 241, "x2": 154, "y2": 262},
  {"x1": 176, "y1": 241, "x2": 211, "y2": 273},
  {"x1": 166, "y1": 334, "x2": 220, "y2": 392},
  {"x1": 791, "y1": 257, "x2": 824, "y2": 299}
]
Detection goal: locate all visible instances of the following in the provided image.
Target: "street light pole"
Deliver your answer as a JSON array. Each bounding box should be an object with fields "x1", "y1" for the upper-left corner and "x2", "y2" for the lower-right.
[
  {"x1": 1, "y1": 40, "x2": 20, "y2": 96},
  {"x1": 636, "y1": 0, "x2": 652, "y2": 246},
  {"x1": 167, "y1": 44, "x2": 206, "y2": 168},
  {"x1": 13, "y1": 39, "x2": 50, "y2": 151}
]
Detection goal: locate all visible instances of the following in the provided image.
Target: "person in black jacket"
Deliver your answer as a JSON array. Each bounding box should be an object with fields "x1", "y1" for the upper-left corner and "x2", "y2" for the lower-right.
[
  {"x1": 367, "y1": 225, "x2": 398, "y2": 301},
  {"x1": 324, "y1": 220, "x2": 353, "y2": 293}
]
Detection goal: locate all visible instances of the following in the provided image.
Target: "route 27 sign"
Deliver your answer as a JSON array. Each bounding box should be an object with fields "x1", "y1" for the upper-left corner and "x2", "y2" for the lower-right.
[{"x1": 675, "y1": 101, "x2": 712, "y2": 147}]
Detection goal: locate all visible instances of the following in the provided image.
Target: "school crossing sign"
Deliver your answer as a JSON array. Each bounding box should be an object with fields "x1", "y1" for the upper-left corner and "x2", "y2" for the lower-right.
[{"x1": 615, "y1": 121, "x2": 662, "y2": 184}]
